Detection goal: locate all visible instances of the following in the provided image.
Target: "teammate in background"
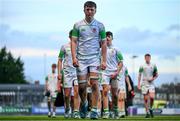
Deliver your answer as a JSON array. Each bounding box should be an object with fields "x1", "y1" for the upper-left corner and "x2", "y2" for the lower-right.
[
  {"x1": 138, "y1": 54, "x2": 158, "y2": 118},
  {"x1": 58, "y1": 30, "x2": 80, "y2": 119},
  {"x1": 118, "y1": 66, "x2": 132, "y2": 118},
  {"x1": 71, "y1": 1, "x2": 107, "y2": 119},
  {"x1": 45, "y1": 64, "x2": 60, "y2": 118},
  {"x1": 125, "y1": 75, "x2": 135, "y2": 116},
  {"x1": 101, "y1": 31, "x2": 123, "y2": 119}
]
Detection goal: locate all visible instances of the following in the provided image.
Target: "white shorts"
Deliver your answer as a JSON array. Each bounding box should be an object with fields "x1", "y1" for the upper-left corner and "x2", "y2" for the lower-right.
[
  {"x1": 110, "y1": 79, "x2": 118, "y2": 88},
  {"x1": 101, "y1": 73, "x2": 110, "y2": 85},
  {"x1": 141, "y1": 83, "x2": 155, "y2": 95},
  {"x1": 63, "y1": 70, "x2": 78, "y2": 88},
  {"x1": 118, "y1": 80, "x2": 126, "y2": 93},
  {"x1": 48, "y1": 91, "x2": 57, "y2": 101},
  {"x1": 76, "y1": 58, "x2": 100, "y2": 76},
  {"x1": 101, "y1": 72, "x2": 118, "y2": 88},
  {"x1": 77, "y1": 65, "x2": 99, "y2": 76}
]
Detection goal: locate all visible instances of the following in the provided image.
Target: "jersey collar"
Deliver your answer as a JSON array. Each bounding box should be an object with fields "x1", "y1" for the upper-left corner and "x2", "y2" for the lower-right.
[{"x1": 84, "y1": 18, "x2": 95, "y2": 25}]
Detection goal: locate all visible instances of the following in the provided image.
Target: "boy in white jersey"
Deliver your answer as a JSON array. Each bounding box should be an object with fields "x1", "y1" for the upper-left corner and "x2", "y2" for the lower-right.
[
  {"x1": 101, "y1": 31, "x2": 123, "y2": 119},
  {"x1": 118, "y1": 66, "x2": 132, "y2": 118},
  {"x1": 58, "y1": 30, "x2": 80, "y2": 119},
  {"x1": 45, "y1": 64, "x2": 60, "y2": 118},
  {"x1": 71, "y1": 1, "x2": 107, "y2": 119},
  {"x1": 138, "y1": 54, "x2": 158, "y2": 118}
]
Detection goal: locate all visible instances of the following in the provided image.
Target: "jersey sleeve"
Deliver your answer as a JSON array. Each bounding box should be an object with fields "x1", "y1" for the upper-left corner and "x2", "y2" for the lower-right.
[
  {"x1": 153, "y1": 64, "x2": 158, "y2": 74},
  {"x1": 45, "y1": 76, "x2": 48, "y2": 81},
  {"x1": 99, "y1": 23, "x2": 106, "y2": 41},
  {"x1": 58, "y1": 45, "x2": 65, "y2": 60},
  {"x1": 116, "y1": 49, "x2": 123, "y2": 63},
  {"x1": 139, "y1": 66, "x2": 144, "y2": 74},
  {"x1": 72, "y1": 23, "x2": 79, "y2": 38},
  {"x1": 125, "y1": 67, "x2": 129, "y2": 76}
]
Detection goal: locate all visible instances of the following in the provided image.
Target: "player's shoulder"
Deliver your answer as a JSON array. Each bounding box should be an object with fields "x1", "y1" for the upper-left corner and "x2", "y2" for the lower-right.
[
  {"x1": 150, "y1": 63, "x2": 157, "y2": 67},
  {"x1": 93, "y1": 19, "x2": 104, "y2": 27},
  {"x1": 74, "y1": 19, "x2": 85, "y2": 27},
  {"x1": 113, "y1": 46, "x2": 121, "y2": 52},
  {"x1": 64, "y1": 43, "x2": 70, "y2": 48},
  {"x1": 140, "y1": 63, "x2": 146, "y2": 68}
]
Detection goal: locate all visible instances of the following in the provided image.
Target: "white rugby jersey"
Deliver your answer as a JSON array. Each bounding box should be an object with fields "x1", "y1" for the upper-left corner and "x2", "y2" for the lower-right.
[
  {"x1": 139, "y1": 63, "x2": 158, "y2": 84},
  {"x1": 59, "y1": 42, "x2": 76, "y2": 72},
  {"x1": 46, "y1": 73, "x2": 58, "y2": 92},
  {"x1": 72, "y1": 19, "x2": 106, "y2": 62},
  {"x1": 103, "y1": 45, "x2": 123, "y2": 76}
]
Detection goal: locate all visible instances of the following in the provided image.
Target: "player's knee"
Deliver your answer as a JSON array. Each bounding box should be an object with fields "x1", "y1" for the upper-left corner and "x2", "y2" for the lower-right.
[
  {"x1": 64, "y1": 93, "x2": 70, "y2": 98},
  {"x1": 119, "y1": 96, "x2": 125, "y2": 101},
  {"x1": 103, "y1": 90, "x2": 108, "y2": 97},
  {"x1": 91, "y1": 82, "x2": 98, "y2": 92}
]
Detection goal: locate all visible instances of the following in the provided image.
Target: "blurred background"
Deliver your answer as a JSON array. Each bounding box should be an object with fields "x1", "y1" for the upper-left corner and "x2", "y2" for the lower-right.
[{"x1": 0, "y1": 0, "x2": 179, "y2": 115}]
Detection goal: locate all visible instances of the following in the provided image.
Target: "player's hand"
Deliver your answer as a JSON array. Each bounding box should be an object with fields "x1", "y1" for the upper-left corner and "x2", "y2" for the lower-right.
[
  {"x1": 57, "y1": 83, "x2": 62, "y2": 93},
  {"x1": 73, "y1": 58, "x2": 79, "y2": 67},
  {"x1": 148, "y1": 77, "x2": 154, "y2": 82},
  {"x1": 138, "y1": 85, "x2": 141, "y2": 90},
  {"x1": 101, "y1": 61, "x2": 106, "y2": 70},
  {"x1": 58, "y1": 74, "x2": 62, "y2": 81},
  {"x1": 128, "y1": 85, "x2": 132, "y2": 92},
  {"x1": 110, "y1": 71, "x2": 118, "y2": 79}
]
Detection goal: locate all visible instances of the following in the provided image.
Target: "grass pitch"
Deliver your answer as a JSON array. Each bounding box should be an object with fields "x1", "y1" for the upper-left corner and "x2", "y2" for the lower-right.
[{"x1": 0, "y1": 115, "x2": 180, "y2": 121}]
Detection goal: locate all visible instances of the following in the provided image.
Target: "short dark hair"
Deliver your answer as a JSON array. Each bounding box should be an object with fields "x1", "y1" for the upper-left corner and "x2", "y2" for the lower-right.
[
  {"x1": 84, "y1": 1, "x2": 96, "y2": 9},
  {"x1": 145, "y1": 53, "x2": 151, "y2": 57},
  {"x1": 69, "y1": 30, "x2": 73, "y2": 37},
  {"x1": 52, "y1": 63, "x2": 57, "y2": 68},
  {"x1": 106, "y1": 31, "x2": 113, "y2": 39}
]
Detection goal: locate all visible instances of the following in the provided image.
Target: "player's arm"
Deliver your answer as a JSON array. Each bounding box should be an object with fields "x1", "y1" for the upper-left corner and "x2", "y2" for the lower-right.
[
  {"x1": 125, "y1": 69, "x2": 132, "y2": 91},
  {"x1": 150, "y1": 64, "x2": 158, "y2": 81},
  {"x1": 71, "y1": 24, "x2": 79, "y2": 67},
  {"x1": 45, "y1": 76, "x2": 49, "y2": 91},
  {"x1": 58, "y1": 59, "x2": 62, "y2": 81},
  {"x1": 138, "y1": 66, "x2": 143, "y2": 90},
  {"x1": 58, "y1": 46, "x2": 65, "y2": 81},
  {"x1": 101, "y1": 40, "x2": 107, "y2": 70},
  {"x1": 111, "y1": 50, "x2": 123, "y2": 79},
  {"x1": 100, "y1": 24, "x2": 107, "y2": 70},
  {"x1": 117, "y1": 54, "x2": 123, "y2": 74}
]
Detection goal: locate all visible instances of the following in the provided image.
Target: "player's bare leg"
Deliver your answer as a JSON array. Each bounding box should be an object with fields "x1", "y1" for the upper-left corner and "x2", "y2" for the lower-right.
[
  {"x1": 144, "y1": 94, "x2": 150, "y2": 118},
  {"x1": 149, "y1": 92, "x2": 155, "y2": 118},
  {"x1": 118, "y1": 92, "x2": 125, "y2": 118},
  {"x1": 90, "y1": 72, "x2": 99, "y2": 119},
  {"x1": 73, "y1": 85, "x2": 80, "y2": 118},
  {"x1": 78, "y1": 75, "x2": 88, "y2": 118},
  {"x1": 102, "y1": 84, "x2": 110, "y2": 118},
  {"x1": 64, "y1": 88, "x2": 71, "y2": 118},
  {"x1": 47, "y1": 98, "x2": 51, "y2": 117},
  {"x1": 111, "y1": 86, "x2": 119, "y2": 119},
  {"x1": 52, "y1": 101, "x2": 56, "y2": 118}
]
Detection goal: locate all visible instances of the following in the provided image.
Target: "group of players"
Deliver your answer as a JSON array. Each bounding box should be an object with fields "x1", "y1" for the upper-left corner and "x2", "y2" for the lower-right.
[{"x1": 45, "y1": 1, "x2": 158, "y2": 119}]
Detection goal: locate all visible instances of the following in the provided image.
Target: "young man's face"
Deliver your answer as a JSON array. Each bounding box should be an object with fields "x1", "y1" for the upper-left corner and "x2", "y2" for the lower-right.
[
  {"x1": 52, "y1": 66, "x2": 56, "y2": 73},
  {"x1": 106, "y1": 35, "x2": 112, "y2": 46},
  {"x1": 84, "y1": 6, "x2": 96, "y2": 19},
  {"x1": 145, "y1": 56, "x2": 151, "y2": 64}
]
